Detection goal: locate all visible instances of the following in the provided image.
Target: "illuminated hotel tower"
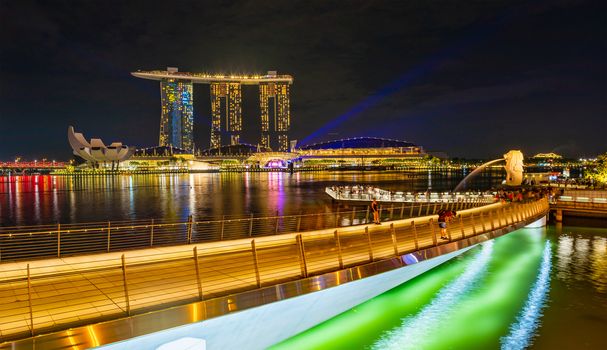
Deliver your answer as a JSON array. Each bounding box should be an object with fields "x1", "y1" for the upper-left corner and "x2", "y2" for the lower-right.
[
  {"x1": 260, "y1": 82, "x2": 291, "y2": 151},
  {"x1": 132, "y1": 68, "x2": 292, "y2": 152},
  {"x1": 159, "y1": 78, "x2": 194, "y2": 150},
  {"x1": 210, "y1": 83, "x2": 242, "y2": 148}
]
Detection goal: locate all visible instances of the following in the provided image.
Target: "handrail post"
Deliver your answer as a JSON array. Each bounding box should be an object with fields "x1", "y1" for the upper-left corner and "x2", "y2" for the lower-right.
[
  {"x1": 390, "y1": 204, "x2": 394, "y2": 220},
  {"x1": 249, "y1": 213, "x2": 254, "y2": 237},
  {"x1": 296, "y1": 234, "x2": 308, "y2": 278},
  {"x1": 457, "y1": 215, "x2": 463, "y2": 239},
  {"x1": 366, "y1": 206, "x2": 370, "y2": 223},
  {"x1": 150, "y1": 219, "x2": 154, "y2": 247},
  {"x1": 433, "y1": 202, "x2": 438, "y2": 215},
  {"x1": 187, "y1": 215, "x2": 194, "y2": 244},
  {"x1": 107, "y1": 221, "x2": 111, "y2": 252},
  {"x1": 27, "y1": 264, "x2": 34, "y2": 336},
  {"x1": 400, "y1": 203, "x2": 405, "y2": 218},
  {"x1": 430, "y1": 218, "x2": 438, "y2": 246},
  {"x1": 425, "y1": 203, "x2": 430, "y2": 216},
  {"x1": 417, "y1": 203, "x2": 423, "y2": 217},
  {"x1": 193, "y1": 247, "x2": 203, "y2": 300},
  {"x1": 480, "y1": 211, "x2": 486, "y2": 232},
  {"x1": 335, "y1": 207, "x2": 340, "y2": 228},
  {"x1": 390, "y1": 223, "x2": 399, "y2": 256},
  {"x1": 351, "y1": 207, "x2": 356, "y2": 225},
  {"x1": 497, "y1": 208, "x2": 502, "y2": 227},
  {"x1": 412, "y1": 221, "x2": 419, "y2": 250},
  {"x1": 365, "y1": 226, "x2": 374, "y2": 262},
  {"x1": 57, "y1": 223, "x2": 61, "y2": 258},
  {"x1": 334, "y1": 230, "x2": 344, "y2": 269},
  {"x1": 121, "y1": 254, "x2": 130, "y2": 316},
  {"x1": 220, "y1": 215, "x2": 225, "y2": 240},
  {"x1": 409, "y1": 203, "x2": 414, "y2": 217},
  {"x1": 251, "y1": 240, "x2": 262, "y2": 287},
  {"x1": 296, "y1": 212, "x2": 302, "y2": 232},
  {"x1": 471, "y1": 213, "x2": 477, "y2": 235},
  {"x1": 489, "y1": 210, "x2": 495, "y2": 230}
]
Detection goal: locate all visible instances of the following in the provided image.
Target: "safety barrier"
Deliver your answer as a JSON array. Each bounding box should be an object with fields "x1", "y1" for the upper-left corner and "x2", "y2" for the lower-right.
[
  {"x1": 0, "y1": 198, "x2": 549, "y2": 342},
  {"x1": 0, "y1": 199, "x2": 488, "y2": 262}
]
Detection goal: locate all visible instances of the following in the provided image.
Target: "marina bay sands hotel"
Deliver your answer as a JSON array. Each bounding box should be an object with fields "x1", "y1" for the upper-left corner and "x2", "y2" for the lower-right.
[{"x1": 132, "y1": 68, "x2": 293, "y2": 152}]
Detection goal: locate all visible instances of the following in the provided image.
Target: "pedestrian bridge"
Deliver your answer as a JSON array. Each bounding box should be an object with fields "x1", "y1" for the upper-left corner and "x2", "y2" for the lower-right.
[{"x1": 0, "y1": 198, "x2": 549, "y2": 349}]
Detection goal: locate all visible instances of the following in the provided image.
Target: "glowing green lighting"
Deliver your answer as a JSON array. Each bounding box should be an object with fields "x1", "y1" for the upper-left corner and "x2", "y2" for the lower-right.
[{"x1": 271, "y1": 229, "x2": 546, "y2": 350}]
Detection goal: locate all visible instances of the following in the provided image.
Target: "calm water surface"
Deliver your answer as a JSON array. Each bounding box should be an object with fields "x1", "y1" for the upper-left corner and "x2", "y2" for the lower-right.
[
  {"x1": 0, "y1": 170, "x2": 502, "y2": 226},
  {"x1": 272, "y1": 220, "x2": 607, "y2": 349},
  {"x1": 1, "y1": 172, "x2": 604, "y2": 348}
]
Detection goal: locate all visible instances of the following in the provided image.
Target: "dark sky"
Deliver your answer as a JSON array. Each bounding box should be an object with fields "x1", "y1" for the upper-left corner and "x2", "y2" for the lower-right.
[{"x1": 1, "y1": 0, "x2": 605, "y2": 160}]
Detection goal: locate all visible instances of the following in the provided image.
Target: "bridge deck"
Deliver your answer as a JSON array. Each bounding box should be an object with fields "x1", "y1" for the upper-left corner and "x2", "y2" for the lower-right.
[{"x1": 0, "y1": 199, "x2": 549, "y2": 344}]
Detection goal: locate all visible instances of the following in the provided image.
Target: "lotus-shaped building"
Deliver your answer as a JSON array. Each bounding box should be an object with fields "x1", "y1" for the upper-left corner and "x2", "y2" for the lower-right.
[{"x1": 68, "y1": 126, "x2": 134, "y2": 168}]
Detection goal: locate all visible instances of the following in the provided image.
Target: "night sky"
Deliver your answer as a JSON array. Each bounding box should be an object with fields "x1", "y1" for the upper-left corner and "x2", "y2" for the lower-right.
[{"x1": 1, "y1": 0, "x2": 605, "y2": 160}]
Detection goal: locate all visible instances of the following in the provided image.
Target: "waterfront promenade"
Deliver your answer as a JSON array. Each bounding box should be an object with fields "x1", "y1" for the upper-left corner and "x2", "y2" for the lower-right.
[{"x1": 0, "y1": 198, "x2": 548, "y2": 345}]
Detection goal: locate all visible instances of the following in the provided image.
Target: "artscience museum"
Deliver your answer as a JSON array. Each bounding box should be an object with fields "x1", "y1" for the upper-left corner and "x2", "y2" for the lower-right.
[{"x1": 68, "y1": 126, "x2": 135, "y2": 169}]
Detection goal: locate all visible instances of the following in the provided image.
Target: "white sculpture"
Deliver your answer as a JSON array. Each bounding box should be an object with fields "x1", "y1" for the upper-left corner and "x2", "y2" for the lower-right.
[
  {"x1": 68, "y1": 126, "x2": 134, "y2": 168},
  {"x1": 504, "y1": 150, "x2": 524, "y2": 186}
]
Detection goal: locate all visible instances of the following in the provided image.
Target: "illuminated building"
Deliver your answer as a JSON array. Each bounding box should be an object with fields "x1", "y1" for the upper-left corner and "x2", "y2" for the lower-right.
[
  {"x1": 259, "y1": 81, "x2": 291, "y2": 151},
  {"x1": 67, "y1": 126, "x2": 134, "y2": 168},
  {"x1": 132, "y1": 68, "x2": 293, "y2": 152},
  {"x1": 210, "y1": 83, "x2": 242, "y2": 148},
  {"x1": 297, "y1": 137, "x2": 425, "y2": 166},
  {"x1": 159, "y1": 77, "x2": 194, "y2": 151},
  {"x1": 532, "y1": 152, "x2": 563, "y2": 159}
]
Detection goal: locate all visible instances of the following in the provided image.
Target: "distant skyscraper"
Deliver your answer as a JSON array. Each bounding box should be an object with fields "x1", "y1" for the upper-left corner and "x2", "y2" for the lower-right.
[
  {"x1": 210, "y1": 82, "x2": 242, "y2": 148},
  {"x1": 159, "y1": 78, "x2": 194, "y2": 150},
  {"x1": 260, "y1": 82, "x2": 291, "y2": 151},
  {"x1": 133, "y1": 69, "x2": 292, "y2": 152}
]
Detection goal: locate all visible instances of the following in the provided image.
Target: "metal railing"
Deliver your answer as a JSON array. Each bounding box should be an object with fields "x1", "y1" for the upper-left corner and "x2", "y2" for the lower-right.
[
  {"x1": 325, "y1": 187, "x2": 496, "y2": 203},
  {"x1": 0, "y1": 198, "x2": 549, "y2": 342},
  {"x1": 553, "y1": 196, "x2": 607, "y2": 211},
  {"x1": 0, "y1": 198, "x2": 490, "y2": 262}
]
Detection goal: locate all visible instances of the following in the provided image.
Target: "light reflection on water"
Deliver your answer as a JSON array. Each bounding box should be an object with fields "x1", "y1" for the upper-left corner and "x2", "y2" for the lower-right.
[
  {"x1": 271, "y1": 223, "x2": 607, "y2": 350},
  {"x1": 556, "y1": 227, "x2": 607, "y2": 294},
  {"x1": 0, "y1": 171, "x2": 504, "y2": 226}
]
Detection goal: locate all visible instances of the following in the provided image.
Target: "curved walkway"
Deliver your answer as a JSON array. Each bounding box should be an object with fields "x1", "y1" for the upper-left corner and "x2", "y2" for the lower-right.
[{"x1": 0, "y1": 198, "x2": 549, "y2": 344}]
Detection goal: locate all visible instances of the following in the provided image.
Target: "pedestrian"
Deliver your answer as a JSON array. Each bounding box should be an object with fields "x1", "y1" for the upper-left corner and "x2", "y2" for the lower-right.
[
  {"x1": 437, "y1": 209, "x2": 448, "y2": 239},
  {"x1": 371, "y1": 198, "x2": 381, "y2": 225},
  {"x1": 437, "y1": 209, "x2": 456, "y2": 240}
]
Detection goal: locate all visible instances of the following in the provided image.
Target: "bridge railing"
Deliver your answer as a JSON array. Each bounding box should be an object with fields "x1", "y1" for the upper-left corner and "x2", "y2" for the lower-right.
[
  {"x1": 0, "y1": 198, "x2": 489, "y2": 262},
  {"x1": 0, "y1": 198, "x2": 549, "y2": 342},
  {"x1": 325, "y1": 186, "x2": 496, "y2": 203},
  {"x1": 554, "y1": 196, "x2": 607, "y2": 211}
]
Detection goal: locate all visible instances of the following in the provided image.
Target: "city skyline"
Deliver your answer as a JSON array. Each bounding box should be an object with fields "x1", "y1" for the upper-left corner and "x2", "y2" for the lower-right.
[
  {"x1": 0, "y1": 0, "x2": 605, "y2": 159},
  {"x1": 133, "y1": 68, "x2": 294, "y2": 152}
]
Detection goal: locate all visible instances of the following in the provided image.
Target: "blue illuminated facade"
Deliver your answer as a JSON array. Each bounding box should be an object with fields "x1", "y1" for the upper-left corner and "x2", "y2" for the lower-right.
[{"x1": 159, "y1": 79, "x2": 194, "y2": 151}]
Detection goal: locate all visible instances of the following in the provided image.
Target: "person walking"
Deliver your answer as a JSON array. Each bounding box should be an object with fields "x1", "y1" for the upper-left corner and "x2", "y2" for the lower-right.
[
  {"x1": 437, "y1": 209, "x2": 456, "y2": 240},
  {"x1": 371, "y1": 198, "x2": 381, "y2": 225}
]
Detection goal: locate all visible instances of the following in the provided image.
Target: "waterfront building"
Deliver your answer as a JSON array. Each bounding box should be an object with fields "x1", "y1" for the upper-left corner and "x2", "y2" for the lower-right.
[
  {"x1": 159, "y1": 75, "x2": 194, "y2": 151},
  {"x1": 132, "y1": 68, "x2": 294, "y2": 152},
  {"x1": 124, "y1": 146, "x2": 216, "y2": 172},
  {"x1": 532, "y1": 152, "x2": 563, "y2": 159},
  {"x1": 210, "y1": 82, "x2": 242, "y2": 147},
  {"x1": 67, "y1": 126, "x2": 134, "y2": 169},
  {"x1": 259, "y1": 80, "x2": 291, "y2": 151},
  {"x1": 297, "y1": 137, "x2": 425, "y2": 167}
]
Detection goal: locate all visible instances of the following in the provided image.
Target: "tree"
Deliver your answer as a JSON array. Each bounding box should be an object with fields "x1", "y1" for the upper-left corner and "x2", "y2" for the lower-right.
[{"x1": 585, "y1": 153, "x2": 607, "y2": 185}]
